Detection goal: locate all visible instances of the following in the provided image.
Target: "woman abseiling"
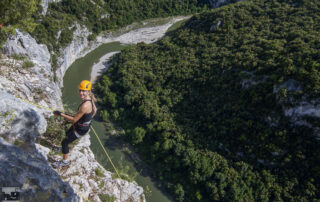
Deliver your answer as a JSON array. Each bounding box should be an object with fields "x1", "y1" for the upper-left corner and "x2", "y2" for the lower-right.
[{"x1": 53, "y1": 80, "x2": 97, "y2": 167}]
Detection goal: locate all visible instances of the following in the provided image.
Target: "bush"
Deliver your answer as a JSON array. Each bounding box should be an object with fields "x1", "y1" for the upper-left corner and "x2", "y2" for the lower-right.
[
  {"x1": 98, "y1": 194, "x2": 116, "y2": 202},
  {"x1": 12, "y1": 54, "x2": 26, "y2": 60},
  {"x1": 130, "y1": 127, "x2": 146, "y2": 145},
  {"x1": 22, "y1": 60, "x2": 34, "y2": 68},
  {"x1": 95, "y1": 167, "x2": 105, "y2": 177},
  {"x1": 87, "y1": 33, "x2": 96, "y2": 41},
  {"x1": 100, "y1": 110, "x2": 110, "y2": 122}
]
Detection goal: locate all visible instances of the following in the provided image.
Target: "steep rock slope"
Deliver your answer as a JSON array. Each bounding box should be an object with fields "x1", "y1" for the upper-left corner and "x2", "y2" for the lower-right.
[{"x1": 0, "y1": 30, "x2": 145, "y2": 201}]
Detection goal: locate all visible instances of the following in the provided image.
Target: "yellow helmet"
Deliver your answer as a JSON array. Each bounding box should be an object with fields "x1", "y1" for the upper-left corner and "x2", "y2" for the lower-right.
[{"x1": 78, "y1": 80, "x2": 92, "y2": 91}]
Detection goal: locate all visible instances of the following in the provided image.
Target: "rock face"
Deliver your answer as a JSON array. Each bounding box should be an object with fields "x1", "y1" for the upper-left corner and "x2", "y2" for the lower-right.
[
  {"x1": 50, "y1": 135, "x2": 145, "y2": 202},
  {"x1": 1, "y1": 30, "x2": 62, "y2": 111},
  {"x1": 0, "y1": 90, "x2": 78, "y2": 201},
  {"x1": 56, "y1": 23, "x2": 92, "y2": 87},
  {"x1": 0, "y1": 30, "x2": 145, "y2": 201}
]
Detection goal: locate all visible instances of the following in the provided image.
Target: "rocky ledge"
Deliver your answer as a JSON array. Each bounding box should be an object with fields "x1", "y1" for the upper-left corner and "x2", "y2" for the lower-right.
[{"x1": 48, "y1": 135, "x2": 144, "y2": 202}]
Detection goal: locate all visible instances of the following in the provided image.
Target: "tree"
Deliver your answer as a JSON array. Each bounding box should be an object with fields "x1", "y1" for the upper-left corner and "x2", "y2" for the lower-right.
[
  {"x1": 0, "y1": 0, "x2": 39, "y2": 32},
  {"x1": 130, "y1": 127, "x2": 146, "y2": 145}
]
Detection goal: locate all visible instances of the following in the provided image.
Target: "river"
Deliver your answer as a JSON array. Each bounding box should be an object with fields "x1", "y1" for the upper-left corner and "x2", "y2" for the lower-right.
[{"x1": 61, "y1": 17, "x2": 189, "y2": 202}]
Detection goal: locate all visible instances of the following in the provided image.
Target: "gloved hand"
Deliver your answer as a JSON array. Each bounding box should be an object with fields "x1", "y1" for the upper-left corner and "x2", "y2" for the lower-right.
[{"x1": 53, "y1": 110, "x2": 61, "y2": 116}]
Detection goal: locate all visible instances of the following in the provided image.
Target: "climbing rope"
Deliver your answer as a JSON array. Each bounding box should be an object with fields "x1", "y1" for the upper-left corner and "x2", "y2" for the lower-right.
[
  {"x1": 73, "y1": 188, "x2": 91, "y2": 202},
  {"x1": 90, "y1": 125, "x2": 122, "y2": 179},
  {"x1": 15, "y1": 95, "x2": 55, "y2": 112},
  {"x1": 12, "y1": 95, "x2": 123, "y2": 200}
]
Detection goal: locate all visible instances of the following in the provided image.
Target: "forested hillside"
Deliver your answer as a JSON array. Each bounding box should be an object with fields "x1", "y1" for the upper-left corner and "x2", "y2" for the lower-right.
[
  {"x1": 2, "y1": 0, "x2": 232, "y2": 71},
  {"x1": 96, "y1": 0, "x2": 320, "y2": 201},
  {"x1": 32, "y1": 0, "x2": 211, "y2": 53}
]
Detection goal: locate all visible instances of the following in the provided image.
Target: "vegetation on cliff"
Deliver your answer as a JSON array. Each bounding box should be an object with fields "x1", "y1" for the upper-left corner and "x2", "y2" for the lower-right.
[
  {"x1": 0, "y1": 0, "x2": 40, "y2": 46},
  {"x1": 96, "y1": 0, "x2": 320, "y2": 201}
]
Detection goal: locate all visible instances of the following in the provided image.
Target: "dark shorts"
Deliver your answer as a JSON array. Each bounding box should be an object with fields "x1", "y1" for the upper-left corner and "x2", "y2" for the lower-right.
[{"x1": 61, "y1": 127, "x2": 78, "y2": 154}]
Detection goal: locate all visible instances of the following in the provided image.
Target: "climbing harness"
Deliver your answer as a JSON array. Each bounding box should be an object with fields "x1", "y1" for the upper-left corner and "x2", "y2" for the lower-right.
[{"x1": 12, "y1": 94, "x2": 123, "y2": 201}]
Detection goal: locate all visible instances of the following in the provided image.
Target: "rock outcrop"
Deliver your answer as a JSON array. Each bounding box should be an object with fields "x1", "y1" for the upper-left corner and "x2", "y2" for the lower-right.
[
  {"x1": 56, "y1": 23, "x2": 92, "y2": 87},
  {"x1": 50, "y1": 135, "x2": 144, "y2": 202},
  {"x1": 1, "y1": 30, "x2": 62, "y2": 111},
  {"x1": 0, "y1": 90, "x2": 78, "y2": 201},
  {"x1": 0, "y1": 29, "x2": 145, "y2": 201},
  {"x1": 41, "y1": 0, "x2": 62, "y2": 15}
]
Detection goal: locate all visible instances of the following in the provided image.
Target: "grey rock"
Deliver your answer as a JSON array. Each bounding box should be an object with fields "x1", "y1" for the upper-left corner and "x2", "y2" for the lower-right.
[
  {"x1": 2, "y1": 30, "x2": 51, "y2": 74},
  {"x1": 210, "y1": 20, "x2": 222, "y2": 31},
  {"x1": 0, "y1": 137, "x2": 79, "y2": 202},
  {"x1": 41, "y1": 0, "x2": 61, "y2": 15},
  {"x1": 56, "y1": 23, "x2": 91, "y2": 87}
]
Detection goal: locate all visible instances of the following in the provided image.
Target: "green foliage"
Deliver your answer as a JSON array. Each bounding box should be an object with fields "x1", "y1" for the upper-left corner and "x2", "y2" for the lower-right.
[
  {"x1": 13, "y1": 139, "x2": 24, "y2": 147},
  {"x1": 100, "y1": 110, "x2": 110, "y2": 122},
  {"x1": 30, "y1": 0, "x2": 214, "y2": 53},
  {"x1": 22, "y1": 60, "x2": 35, "y2": 68},
  {"x1": 99, "y1": 180, "x2": 105, "y2": 189},
  {"x1": 39, "y1": 116, "x2": 68, "y2": 147},
  {"x1": 0, "y1": 0, "x2": 40, "y2": 45},
  {"x1": 112, "y1": 157, "x2": 139, "y2": 182},
  {"x1": 96, "y1": 0, "x2": 320, "y2": 201},
  {"x1": 95, "y1": 167, "x2": 105, "y2": 177},
  {"x1": 130, "y1": 127, "x2": 146, "y2": 145},
  {"x1": 12, "y1": 54, "x2": 26, "y2": 60},
  {"x1": 99, "y1": 194, "x2": 116, "y2": 202},
  {"x1": 173, "y1": 184, "x2": 185, "y2": 202}
]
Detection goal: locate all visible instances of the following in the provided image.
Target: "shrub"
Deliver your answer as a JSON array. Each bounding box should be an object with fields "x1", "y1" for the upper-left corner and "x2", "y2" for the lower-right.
[
  {"x1": 95, "y1": 167, "x2": 105, "y2": 177},
  {"x1": 98, "y1": 194, "x2": 116, "y2": 202},
  {"x1": 22, "y1": 60, "x2": 34, "y2": 68},
  {"x1": 12, "y1": 54, "x2": 26, "y2": 60}
]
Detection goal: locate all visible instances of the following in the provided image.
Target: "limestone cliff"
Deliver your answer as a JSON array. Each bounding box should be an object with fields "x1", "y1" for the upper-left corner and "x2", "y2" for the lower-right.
[{"x1": 0, "y1": 30, "x2": 145, "y2": 202}]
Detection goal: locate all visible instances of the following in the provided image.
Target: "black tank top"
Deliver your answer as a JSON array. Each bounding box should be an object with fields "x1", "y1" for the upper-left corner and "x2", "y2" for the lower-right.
[{"x1": 74, "y1": 100, "x2": 94, "y2": 135}]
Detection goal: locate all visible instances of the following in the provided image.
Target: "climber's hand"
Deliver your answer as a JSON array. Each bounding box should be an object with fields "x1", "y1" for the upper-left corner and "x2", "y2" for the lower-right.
[{"x1": 53, "y1": 110, "x2": 61, "y2": 116}]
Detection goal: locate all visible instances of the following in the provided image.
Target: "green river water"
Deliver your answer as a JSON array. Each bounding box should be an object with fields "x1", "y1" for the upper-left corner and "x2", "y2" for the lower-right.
[{"x1": 62, "y1": 42, "x2": 173, "y2": 202}]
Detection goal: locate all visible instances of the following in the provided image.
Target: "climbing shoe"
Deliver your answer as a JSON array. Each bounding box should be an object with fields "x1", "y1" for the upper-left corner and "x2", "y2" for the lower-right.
[{"x1": 52, "y1": 160, "x2": 70, "y2": 168}]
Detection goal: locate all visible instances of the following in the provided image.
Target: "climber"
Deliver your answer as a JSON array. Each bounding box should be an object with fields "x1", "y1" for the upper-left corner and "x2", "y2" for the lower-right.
[{"x1": 52, "y1": 80, "x2": 97, "y2": 167}]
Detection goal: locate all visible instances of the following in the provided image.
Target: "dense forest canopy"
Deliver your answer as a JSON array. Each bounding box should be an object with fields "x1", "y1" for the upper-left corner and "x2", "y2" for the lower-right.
[{"x1": 96, "y1": 0, "x2": 320, "y2": 201}]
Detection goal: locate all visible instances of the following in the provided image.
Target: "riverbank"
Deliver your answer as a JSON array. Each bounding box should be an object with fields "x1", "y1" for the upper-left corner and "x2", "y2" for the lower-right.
[
  {"x1": 62, "y1": 16, "x2": 192, "y2": 202},
  {"x1": 97, "y1": 16, "x2": 191, "y2": 44},
  {"x1": 90, "y1": 51, "x2": 119, "y2": 84},
  {"x1": 90, "y1": 16, "x2": 190, "y2": 86}
]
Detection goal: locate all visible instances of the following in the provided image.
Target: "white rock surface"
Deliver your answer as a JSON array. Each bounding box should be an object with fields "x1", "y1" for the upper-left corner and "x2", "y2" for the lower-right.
[
  {"x1": 1, "y1": 30, "x2": 62, "y2": 111},
  {"x1": 90, "y1": 51, "x2": 119, "y2": 83},
  {"x1": 1, "y1": 28, "x2": 145, "y2": 201},
  {"x1": 56, "y1": 23, "x2": 92, "y2": 87},
  {"x1": 52, "y1": 135, "x2": 145, "y2": 202},
  {"x1": 97, "y1": 16, "x2": 190, "y2": 45}
]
